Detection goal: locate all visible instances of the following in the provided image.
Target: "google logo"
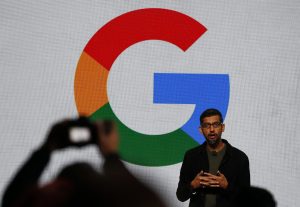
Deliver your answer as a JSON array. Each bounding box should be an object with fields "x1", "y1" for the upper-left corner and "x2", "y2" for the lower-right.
[{"x1": 74, "y1": 8, "x2": 230, "y2": 166}]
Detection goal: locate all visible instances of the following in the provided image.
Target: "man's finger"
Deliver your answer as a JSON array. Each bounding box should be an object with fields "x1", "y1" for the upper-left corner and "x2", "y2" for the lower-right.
[
  {"x1": 199, "y1": 177, "x2": 211, "y2": 182},
  {"x1": 200, "y1": 181, "x2": 210, "y2": 186},
  {"x1": 217, "y1": 171, "x2": 224, "y2": 177},
  {"x1": 204, "y1": 172, "x2": 214, "y2": 176},
  {"x1": 204, "y1": 174, "x2": 219, "y2": 180},
  {"x1": 199, "y1": 177, "x2": 211, "y2": 183},
  {"x1": 197, "y1": 170, "x2": 204, "y2": 177},
  {"x1": 204, "y1": 173, "x2": 220, "y2": 179},
  {"x1": 209, "y1": 181, "x2": 219, "y2": 185},
  {"x1": 209, "y1": 176, "x2": 221, "y2": 181},
  {"x1": 209, "y1": 184, "x2": 220, "y2": 188}
]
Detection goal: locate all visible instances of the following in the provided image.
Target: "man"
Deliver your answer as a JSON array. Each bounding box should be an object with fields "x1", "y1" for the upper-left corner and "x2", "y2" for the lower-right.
[
  {"x1": 2, "y1": 118, "x2": 166, "y2": 207},
  {"x1": 176, "y1": 108, "x2": 250, "y2": 207}
]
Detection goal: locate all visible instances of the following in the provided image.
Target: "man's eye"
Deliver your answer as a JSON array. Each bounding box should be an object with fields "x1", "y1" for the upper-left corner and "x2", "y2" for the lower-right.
[
  {"x1": 212, "y1": 122, "x2": 221, "y2": 127},
  {"x1": 202, "y1": 124, "x2": 209, "y2": 128}
]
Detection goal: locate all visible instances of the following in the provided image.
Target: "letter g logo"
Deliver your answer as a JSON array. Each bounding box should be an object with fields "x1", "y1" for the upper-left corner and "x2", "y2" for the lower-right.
[{"x1": 74, "y1": 8, "x2": 230, "y2": 166}]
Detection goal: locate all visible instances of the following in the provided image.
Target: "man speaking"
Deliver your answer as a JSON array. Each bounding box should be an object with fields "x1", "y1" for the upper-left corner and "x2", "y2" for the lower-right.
[{"x1": 176, "y1": 108, "x2": 250, "y2": 207}]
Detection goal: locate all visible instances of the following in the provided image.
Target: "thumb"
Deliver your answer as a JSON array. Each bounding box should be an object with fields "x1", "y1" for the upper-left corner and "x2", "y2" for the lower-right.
[{"x1": 199, "y1": 170, "x2": 204, "y2": 176}]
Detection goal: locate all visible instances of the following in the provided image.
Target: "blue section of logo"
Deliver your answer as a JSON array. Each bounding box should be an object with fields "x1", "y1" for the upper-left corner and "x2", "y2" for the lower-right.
[{"x1": 153, "y1": 73, "x2": 230, "y2": 144}]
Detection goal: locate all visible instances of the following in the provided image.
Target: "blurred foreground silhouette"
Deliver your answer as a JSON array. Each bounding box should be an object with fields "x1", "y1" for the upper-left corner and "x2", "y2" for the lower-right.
[{"x1": 2, "y1": 117, "x2": 167, "y2": 207}]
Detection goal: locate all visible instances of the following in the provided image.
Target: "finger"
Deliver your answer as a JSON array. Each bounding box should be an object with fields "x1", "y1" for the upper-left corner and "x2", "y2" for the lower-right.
[
  {"x1": 199, "y1": 177, "x2": 211, "y2": 183},
  {"x1": 204, "y1": 172, "x2": 214, "y2": 176},
  {"x1": 209, "y1": 184, "x2": 220, "y2": 188},
  {"x1": 204, "y1": 174, "x2": 219, "y2": 180},
  {"x1": 209, "y1": 176, "x2": 220, "y2": 181},
  {"x1": 199, "y1": 177, "x2": 212, "y2": 182},
  {"x1": 200, "y1": 181, "x2": 210, "y2": 186},
  {"x1": 197, "y1": 170, "x2": 204, "y2": 177},
  {"x1": 217, "y1": 171, "x2": 224, "y2": 177},
  {"x1": 203, "y1": 173, "x2": 220, "y2": 180},
  {"x1": 209, "y1": 181, "x2": 219, "y2": 185}
]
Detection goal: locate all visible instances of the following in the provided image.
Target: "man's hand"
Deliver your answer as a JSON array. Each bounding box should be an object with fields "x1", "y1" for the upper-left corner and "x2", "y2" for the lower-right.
[
  {"x1": 203, "y1": 171, "x2": 228, "y2": 189},
  {"x1": 190, "y1": 171, "x2": 211, "y2": 189},
  {"x1": 42, "y1": 119, "x2": 71, "y2": 152},
  {"x1": 95, "y1": 121, "x2": 119, "y2": 156},
  {"x1": 190, "y1": 171, "x2": 229, "y2": 190}
]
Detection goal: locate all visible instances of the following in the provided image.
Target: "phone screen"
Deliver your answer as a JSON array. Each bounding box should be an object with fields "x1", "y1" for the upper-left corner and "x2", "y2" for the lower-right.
[{"x1": 69, "y1": 127, "x2": 91, "y2": 143}]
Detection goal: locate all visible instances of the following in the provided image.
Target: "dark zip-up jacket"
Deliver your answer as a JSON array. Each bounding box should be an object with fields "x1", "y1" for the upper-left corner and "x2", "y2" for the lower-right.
[{"x1": 176, "y1": 139, "x2": 250, "y2": 207}]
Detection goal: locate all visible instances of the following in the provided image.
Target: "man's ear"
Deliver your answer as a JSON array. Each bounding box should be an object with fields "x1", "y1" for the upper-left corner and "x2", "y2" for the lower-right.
[
  {"x1": 222, "y1": 124, "x2": 225, "y2": 132},
  {"x1": 199, "y1": 127, "x2": 204, "y2": 135}
]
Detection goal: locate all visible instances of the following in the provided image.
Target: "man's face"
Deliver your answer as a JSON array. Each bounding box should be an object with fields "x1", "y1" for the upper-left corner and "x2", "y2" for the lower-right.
[{"x1": 199, "y1": 115, "x2": 225, "y2": 148}]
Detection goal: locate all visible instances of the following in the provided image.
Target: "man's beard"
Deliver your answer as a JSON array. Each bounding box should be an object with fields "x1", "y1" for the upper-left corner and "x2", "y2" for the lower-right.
[{"x1": 205, "y1": 134, "x2": 221, "y2": 148}]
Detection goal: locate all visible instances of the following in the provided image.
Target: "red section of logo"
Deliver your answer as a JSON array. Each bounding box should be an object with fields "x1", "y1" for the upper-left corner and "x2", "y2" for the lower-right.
[{"x1": 84, "y1": 8, "x2": 207, "y2": 70}]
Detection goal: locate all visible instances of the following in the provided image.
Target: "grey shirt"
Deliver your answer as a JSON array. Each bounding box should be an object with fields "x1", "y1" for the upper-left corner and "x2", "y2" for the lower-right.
[{"x1": 204, "y1": 144, "x2": 226, "y2": 207}]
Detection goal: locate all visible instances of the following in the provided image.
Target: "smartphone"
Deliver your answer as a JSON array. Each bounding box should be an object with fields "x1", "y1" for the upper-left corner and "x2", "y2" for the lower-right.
[{"x1": 69, "y1": 127, "x2": 91, "y2": 143}]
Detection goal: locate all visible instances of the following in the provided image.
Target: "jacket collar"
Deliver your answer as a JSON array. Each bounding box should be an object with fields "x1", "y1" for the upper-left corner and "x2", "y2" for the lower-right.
[{"x1": 198, "y1": 139, "x2": 233, "y2": 157}]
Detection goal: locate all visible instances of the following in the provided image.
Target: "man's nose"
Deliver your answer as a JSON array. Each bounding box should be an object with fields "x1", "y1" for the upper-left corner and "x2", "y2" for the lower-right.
[{"x1": 209, "y1": 125, "x2": 215, "y2": 132}]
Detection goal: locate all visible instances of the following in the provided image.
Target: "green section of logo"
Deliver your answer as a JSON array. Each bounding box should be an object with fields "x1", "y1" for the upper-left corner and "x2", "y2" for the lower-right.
[{"x1": 90, "y1": 103, "x2": 198, "y2": 166}]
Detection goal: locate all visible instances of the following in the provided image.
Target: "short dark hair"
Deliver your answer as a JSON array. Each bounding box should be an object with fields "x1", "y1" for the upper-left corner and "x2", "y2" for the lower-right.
[{"x1": 200, "y1": 108, "x2": 223, "y2": 124}]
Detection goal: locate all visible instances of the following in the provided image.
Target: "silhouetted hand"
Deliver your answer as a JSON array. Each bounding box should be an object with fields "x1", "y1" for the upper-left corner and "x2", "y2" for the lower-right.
[
  {"x1": 95, "y1": 121, "x2": 119, "y2": 156},
  {"x1": 42, "y1": 119, "x2": 72, "y2": 152}
]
